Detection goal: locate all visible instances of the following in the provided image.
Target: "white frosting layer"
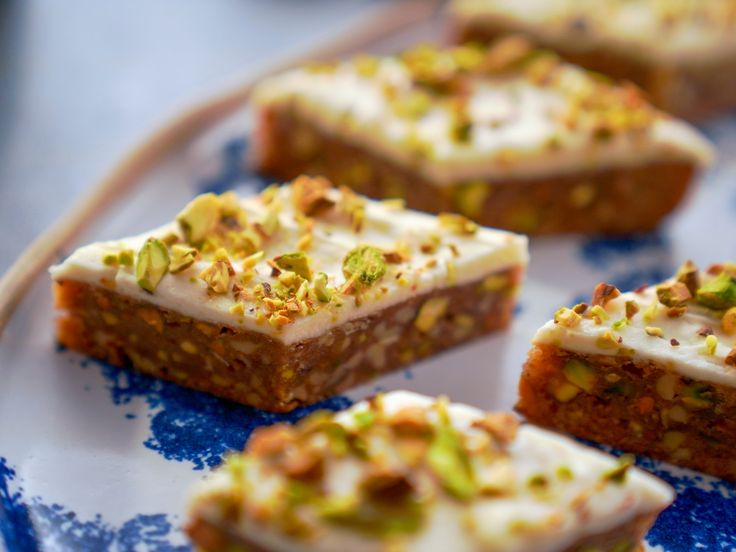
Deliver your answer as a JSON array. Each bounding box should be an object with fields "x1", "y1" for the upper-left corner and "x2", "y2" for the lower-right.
[
  {"x1": 50, "y1": 187, "x2": 527, "y2": 345},
  {"x1": 534, "y1": 282, "x2": 736, "y2": 386},
  {"x1": 451, "y1": 0, "x2": 736, "y2": 65},
  {"x1": 252, "y1": 57, "x2": 713, "y2": 183},
  {"x1": 190, "y1": 391, "x2": 673, "y2": 552}
]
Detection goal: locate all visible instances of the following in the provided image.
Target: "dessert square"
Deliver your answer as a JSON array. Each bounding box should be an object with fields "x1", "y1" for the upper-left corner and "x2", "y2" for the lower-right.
[
  {"x1": 448, "y1": 0, "x2": 736, "y2": 120},
  {"x1": 517, "y1": 262, "x2": 736, "y2": 481},
  {"x1": 186, "y1": 390, "x2": 674, "y2": 552},
  {"x1": 250, "y1": 39, "x2": 712, "y2": 235},
  {"x1": 51, "y1": 177, "x2": 527, "y2": 412}
]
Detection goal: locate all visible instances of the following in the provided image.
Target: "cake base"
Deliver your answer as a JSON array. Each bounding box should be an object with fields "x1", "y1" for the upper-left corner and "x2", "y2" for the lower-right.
[
  {"x1": 54, "y1": 267, "x2": 521, "y2": 412},
  {"x1": 252, "y1": 106, "x2": 695, "y2": 236},
  {"x1": 186, "y1": 508, "x2": 650, "y2": 552},
  {"x1": 451, "y1": 21, "x2": 736, "y2": 121},
  {"x1": 517, "y1": 344, "x2": 736, "y2": 482}
]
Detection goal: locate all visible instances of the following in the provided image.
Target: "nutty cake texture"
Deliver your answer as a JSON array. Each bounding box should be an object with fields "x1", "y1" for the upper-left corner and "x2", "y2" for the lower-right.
[
  {"x1": 251, "y1": 38, "x2": 712, "y2": 235},
  {"x1": 186, "y1": 391, "x2": 673, "y2": 552},
  {"x1": 517, "y1": 262, "x2": 736, "y2": 481},
  {"x1": 448, "y1": 0, "x2": 736, "y2": 120},
  {"x1": 51, "y1": 177, "x2": 527, "y2": 412}
]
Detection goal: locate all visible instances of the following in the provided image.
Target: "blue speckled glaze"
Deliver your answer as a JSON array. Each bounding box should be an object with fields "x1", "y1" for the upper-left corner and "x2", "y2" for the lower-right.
[
  {"x1": 1, "y1": 457, "x2": 190, "y2": 552},
  {"x1": 90, "y1": 356, "x2": 353, "y2": 470}
]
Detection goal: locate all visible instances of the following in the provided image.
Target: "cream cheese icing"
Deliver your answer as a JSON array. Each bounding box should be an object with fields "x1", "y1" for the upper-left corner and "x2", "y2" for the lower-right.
[
  {"x1": 450, "y1": 0, "x2": 736, "y2": 65},
  {"x1": 252, "y1": 47, "x2": 713, "y2": 183},
  {"x1": 534, "y1": 274, "x2": 736, "y2": 387},
  {"x1": 50, "y1": 184, "x2": 528, "y2": 345},
  {"x1": 188, "y1": 391, "x2": 674, "y2": 552}
]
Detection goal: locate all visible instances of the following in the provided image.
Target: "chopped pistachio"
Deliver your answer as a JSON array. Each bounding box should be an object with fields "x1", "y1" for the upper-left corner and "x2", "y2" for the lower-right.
[
  {"x1": 311, "y1": 272, "x2": 333, "y2": 303},
  {"x1": 554, "y1": 307, "x2": 581, "y2": 328},
  {"x1": 242, "y1": 250, "x2": 265, "y2": 269},
  {"x1": 169, "y1": 245, "x2": 198, "y2": 274},
  {"x1": 645, "y1": 326, "x2": 664, "y2": 338},
  {"x1": 702, "y1": 334, "x2": 718, "y2": 355},
  {"x1": 675, "y1": 260, "x2": 700, "y2": 294},
  {"x1": 176, "y1": 193, "x2": 221, "y2": 244},
  {"x1": 563, "y1": 359, "x2": 596, "y2": 393},
  {"x1": 292, "y1": 175, "x2": 334, "y2": 215},
  {"x1": 135, "y1": 238, "x2": 170, "y2": 293},
  {"x1": 118, "y1": 249, "x2": 134, "y2": 267},
  {"x1": 274, "y1": 252, "x2": 313, "y2": 281},
  {"x1": 414, "y1": 297, "x2": 449, "y2": 333},
  {"x1": 726, "y1": 348, "x2": 736, "y2": 367},
  {"x1": 642, "y1": 300, "x2": 658, "y2": 322},
  {"x1": 437, "y1": 213, "x2": 478, "y2": 235},
  {"x1": 102, "y1": 252, "x2": 119, "y2": 267},
  {"x1": 611, "y1": 318, "x2": 628, "y2": 331},
  {"x1": 589, "y1": 305, "x2": 608, "y2": 324},
  {"x1": 199, "y1": 257, "x2": 232, "y2": 294},
  {"x1": 591, "y1": 283, "x2": 620, "y2": 307},
  {"x1": 602, "y1": 454, "x2": 634, "y2": 484},
  {"x1": 696, "y1": 272, "x2": 736, "y2": 309},
  {"x1": 656, "y1": 281, "x2": 692, "y2": 307},
  {"x1": 342, "y1": 245, "x2": 387, "y2": 288},
  {"x1": 625, "y1": 300, "x2": 639, "y2": 319},
  {"x1": 257, "y1": 201, "x2": 282, "y2": 238},
  {"x1": 427, "y1": 398, "x2": 476, "y2": 500}
]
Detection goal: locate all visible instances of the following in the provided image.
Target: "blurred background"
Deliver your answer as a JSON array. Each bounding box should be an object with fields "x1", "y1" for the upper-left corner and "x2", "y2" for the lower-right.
[{"x1": 0, "y1": 0, "x2": 387, "y2": 274}]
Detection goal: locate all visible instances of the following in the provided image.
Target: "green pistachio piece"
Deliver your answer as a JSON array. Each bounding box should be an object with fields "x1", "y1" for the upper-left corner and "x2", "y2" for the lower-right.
[
  {"x1": 199, "y1": 259, "x2": 232, "y2": 294},
  {"x1": 602, "y1": 454, "x2": 634, "y2": 485},
  {"x1": 656, "y1": 281, "x2": 691, "y2": 307},
  {"x1": 102, "y1": 252, "x2": 119, "y2": 266},
  {"x1": 169, "y1": 245, "x2": 198, "y2": 274},
  {"x1": 135, "y1": 238, "x2": 170, "y2": 293},
  {"x1": 696, "y1": 272, "x2": 736, "y2": 310},
  {"x1": 274, "y1": 252, "x2": 313, "y2": 281},
  {"x1": 342, "y1": 245, "x2": 387, "y2": 287},
  {"x1": 427, "y1": 401, "x2": 476, "y2": 501},
  {"x1": 675, "y1": 260, "x2": 700, "y2": 295},
  {"x1": 118, "y1": 249, "x2": 135, "y2": 267},
  {"x1": 563, "y1": 359, "x2": 596, "y2": 393},
  {"x1": 438, "y1": 213, "x2": 478, "y2": 235},
  {"x1": 414, "y1": 297, "x2": 449, "y2": 334},
  {"x1": 176, "y1": 193, "x2": 221, "y2": 244},
  {"x1": 313, "y1": 272, "x2": 333, "y2": 303}
]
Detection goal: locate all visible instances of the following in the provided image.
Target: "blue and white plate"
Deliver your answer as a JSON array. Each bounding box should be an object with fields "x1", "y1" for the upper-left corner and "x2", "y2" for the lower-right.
[{"x1": 2, "y1": 99, "x2": 735, "y2": 551}]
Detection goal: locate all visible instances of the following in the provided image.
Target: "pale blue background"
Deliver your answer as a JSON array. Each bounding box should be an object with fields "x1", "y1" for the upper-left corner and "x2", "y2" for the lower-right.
[{"x1": 0, "y1": 0, "x2": 385, "y2": 274}]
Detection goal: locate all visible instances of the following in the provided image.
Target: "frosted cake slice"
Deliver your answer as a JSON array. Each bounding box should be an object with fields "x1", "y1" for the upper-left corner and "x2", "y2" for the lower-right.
[
  {"x1": 50, "y1": 177, "x2": 527, "y2": 412},
  {"x1": 250, "y1": 38, "x2": 712, "y2": 235},
  {"x1": 186, "y1": 390, "x2": 673, "y2": 552},
  {"x1": 517, "y1": 262, "x2": 736, "y2": 481},
  {"x1": 448, "y1": 0, "x2": 736, "y2": 120}
]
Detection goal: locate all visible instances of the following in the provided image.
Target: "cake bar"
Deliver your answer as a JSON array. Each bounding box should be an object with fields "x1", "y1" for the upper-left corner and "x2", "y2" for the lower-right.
[
  {"x1": 51, "y1": 177, "x2": 527, "y2": 412},
  {"x1": 448, "y1": 0, "x2": 736, "y2": 120},
  {"x1": 186, "y1": 391, "x2": 673, "y2": 552},
  {"x1": 250, "y1": 39, "x2": 712, "y2": 235},
  {"x1": 517, "y1": 262, "x2": 736, "y2": 481}
]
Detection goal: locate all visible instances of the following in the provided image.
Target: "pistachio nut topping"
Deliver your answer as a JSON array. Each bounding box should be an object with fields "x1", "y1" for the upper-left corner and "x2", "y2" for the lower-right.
[
  {"x1": 50, "y1": 177, "x2": 528, "y2": 344},
  {"x1": 135, "y1": 238, "x2": 170, "y2": 293},
  {"x1": 342, "y1": 245, "x2": 388, "y2": 289},
  {"x1": 534, "y1": 261, "x2": 736, "y2": 388},
  {"x1": 187, "y1": 391, "x2": 673, "y2": 550},
  {"x1": 169, "y1": 245, "x2": 198, "y2": 274},
  {"x1": 274, "y1": 252, "x2": 313, "y2": 281},
  {"x1": 251, "y1": 37, "x2": 712, "y2": 186}
]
